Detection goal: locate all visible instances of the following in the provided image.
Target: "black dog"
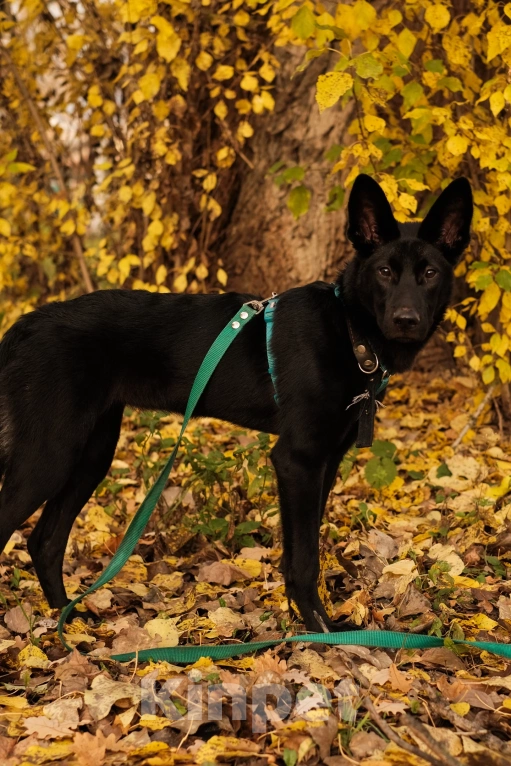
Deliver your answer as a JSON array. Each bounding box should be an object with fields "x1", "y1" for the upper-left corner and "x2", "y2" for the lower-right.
[{"x1": 0, "y1": 175, "x2": 472, "y2": 632}]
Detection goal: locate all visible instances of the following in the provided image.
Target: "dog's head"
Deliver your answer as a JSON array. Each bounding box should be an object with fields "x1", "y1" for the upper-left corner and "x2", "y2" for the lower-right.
[{"x1": 346, "y1": 174, "x2": 473, "y2": 343}]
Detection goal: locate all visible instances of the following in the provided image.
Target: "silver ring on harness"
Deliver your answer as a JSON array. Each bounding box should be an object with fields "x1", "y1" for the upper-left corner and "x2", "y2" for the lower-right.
[{"x1": 358, "y1": 354, "x2": 379, "y2": 375}]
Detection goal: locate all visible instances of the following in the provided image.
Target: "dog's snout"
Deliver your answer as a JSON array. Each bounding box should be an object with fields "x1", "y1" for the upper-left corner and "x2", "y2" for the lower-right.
[{"x1": 393, "y1": 307, "x2": 420, "y2": 328}]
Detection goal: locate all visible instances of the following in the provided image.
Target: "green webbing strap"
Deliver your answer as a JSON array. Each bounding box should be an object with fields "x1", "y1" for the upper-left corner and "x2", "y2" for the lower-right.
[
  {"x1": 58, "y1": 300, "x2": 511, "y2": 665},
  {"x1": 58, "y1": 301, "x2": 261, "y2": 652},
  {"x1": 110, "y1": 629, "x2": 511, "y2": 664}
]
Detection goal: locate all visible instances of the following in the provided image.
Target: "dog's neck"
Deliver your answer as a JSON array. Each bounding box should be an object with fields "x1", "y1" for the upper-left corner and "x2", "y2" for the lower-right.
[{"x1": 336, "y1": 276, "x2": 431, "y2": 375}]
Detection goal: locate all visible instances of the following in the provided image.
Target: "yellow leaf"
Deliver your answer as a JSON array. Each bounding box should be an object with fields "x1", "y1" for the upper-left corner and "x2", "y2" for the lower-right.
[
  {"x1": 203, "y1": 172, "x2": 217, "y2": 192},
  {"x1": 0, "y1": 218, "x2": 12, "y2": 237},
  {"x1": 398, "y1": 193, "x2": 417, "y2": 212},
  {"x1": 425, "y1": 4, "x2": 451, "y2": 32},
  {"x1": 139, "y1": 714, "x2": 172, "y2": 731},
  {"x1": 142, "y1": 191, "x2": 156, "y2": 216},
  {"x1": 214, "y1": 100, "x2": 228, "y2": 120},
  {"x1": 153, "y1": 100, "x2": 170, "y2": 121},
  {"x1": 138, "y1": 72, "x2": 161, "y2": 101},
  {"x1": 66, "y1": 34, "x2": 86, "y2": 51},
  {"x1": 315, "y1": 72, "x2": 353, "y2": 113},
  {"x1": 144, "y1": 618, "x2": 179, "y2": 647},
  {"x1": 482, "y1": 365, "x2": 495, "y2": 385},
  {"x1": 196, "y1": 50, "x2": 213, "y2": 71},
  {"x1": 397, "y1": 27, "x2": 416, "y2": 58},
  {"x1": 60, "y1": 218, "x2": 75, "y2": 236},
  {"x1": 260, "y1": 90, "x2": 275, "y2": 111},
  {"x1": 119, "y1": 0, "x2": 156, "y2": 23},
  {"x1": 463, "y1": 613, "x2": 499, "y2": 632},
  {"x1": 119, "y1": 185, "x2": 132, "y2": 203},
  {"x1": 233, "y1": 10, "x2": 250, "y2": 26},
  {"x1": 446, "y1": 135, "x2": 468, "y2": 156},
  {"x1": 364, "y1": 114, "x2": 386, "y2": 133},
  {"x1": 232, "y1": 557, "x2": 262, "y2": 578},
  {"x1": 490, "y1": 91, "x2": 505, "y2": 117},
  {"x1": 213, "y1": 65, "x2": 234, "y2": 81},
  {"x1": 237, "y1": 120, "x2": 253, "y2": 138},
  {"x1": 88, "y1": 84, "x2": 103, "y2": 108},
  {"x1": 450, "y1": 702, "x2": 469, "y2": 716},
  {"x1": 240, "y1": 73, "x2": 259, "y2": 92},
  {"x1": 215, "y1": 146, "x2": 236, "y2": 168},
  {"x1": 196, "y1": 263, "x2": 208, "y2": 280},
  {"x1": 158, "y1": 33, "x2": 181, "y2": 63},
  {"x1": 259, "y1": 62, "x2": 275, "y2": 83},
  {"x1": 479, "y1": 281, "x2": 501, "y2": 316},
  {"x1": 454, "y1": 345, "x2": 466, "y2": 357},
  {"x1": 18, "y1": 644, "x2": 49, "y2": 669},
  {"x1": 171, "y1": 57, "x2": 190, "y2": 90},
  {"x1": 156, "y1": 263, "x2": 167, "y2": 285},
  {"x1": 217, "y1": 267, "x2": 228, "y2": 286},
  {"x1": 173, "y1": 273, "x2": 188, "y2": 292}
]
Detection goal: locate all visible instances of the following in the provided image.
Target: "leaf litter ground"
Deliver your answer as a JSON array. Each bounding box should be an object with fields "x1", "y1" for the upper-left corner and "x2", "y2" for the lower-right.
[{"x1": 1, "y1": 371, "x2": 511, "y2": 766}]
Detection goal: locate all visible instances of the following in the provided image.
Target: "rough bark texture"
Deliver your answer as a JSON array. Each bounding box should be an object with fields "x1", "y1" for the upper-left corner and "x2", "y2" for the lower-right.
[{"x1": 222, "y1": 49, "x2": 355, "y2": 295}]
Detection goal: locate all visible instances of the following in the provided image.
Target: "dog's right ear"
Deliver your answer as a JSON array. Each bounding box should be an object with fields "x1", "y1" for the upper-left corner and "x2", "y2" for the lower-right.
[{"x1": 347, "y1": 174, "x2": 400, "y2": 256}]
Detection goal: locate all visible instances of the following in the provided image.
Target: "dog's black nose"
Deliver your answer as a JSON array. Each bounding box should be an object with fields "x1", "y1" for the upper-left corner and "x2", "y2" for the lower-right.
[{"x1": 393, "y1": 307, "x2": 420, "y2": 328}]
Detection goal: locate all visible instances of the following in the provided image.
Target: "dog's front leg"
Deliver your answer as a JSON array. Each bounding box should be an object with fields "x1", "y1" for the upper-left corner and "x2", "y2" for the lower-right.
[{"x1": 272, "y1": 436, "x2": 356, "y2": 634}]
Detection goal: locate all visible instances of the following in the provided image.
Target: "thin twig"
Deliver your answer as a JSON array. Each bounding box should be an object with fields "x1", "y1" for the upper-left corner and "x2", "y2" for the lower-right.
[
  {"x1": 362, "y1": 696, "x2": 457, "y2": 766},
  {"x1": 452, "y1": 383, "x2": 495, "y2": 450},
  {"x1": 2, "y1": 47, "x2": 94, "y2": 293},
  {"x1": 401, "y1": 713, "x2": 464, "y2": 766}
]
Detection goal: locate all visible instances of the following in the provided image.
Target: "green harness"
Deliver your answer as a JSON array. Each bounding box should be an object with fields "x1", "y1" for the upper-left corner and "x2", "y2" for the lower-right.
[{"x1": 58, "y1": 295, "x2": 511, "y2": 663}]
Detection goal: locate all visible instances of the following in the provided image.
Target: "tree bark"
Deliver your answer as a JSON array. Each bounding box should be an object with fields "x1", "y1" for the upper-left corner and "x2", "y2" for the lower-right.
[{"x1": 222, "y1": 50, "x2": 355, "y2": 295}]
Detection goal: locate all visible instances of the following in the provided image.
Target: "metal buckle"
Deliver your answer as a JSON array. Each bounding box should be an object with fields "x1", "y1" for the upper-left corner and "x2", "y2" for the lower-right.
[
  {"x1": 358, "y1": 354, "x2": 379, "y2": 375},
  {"x1": 243, "y1": 292, "x2": 278, "y2": 315}
]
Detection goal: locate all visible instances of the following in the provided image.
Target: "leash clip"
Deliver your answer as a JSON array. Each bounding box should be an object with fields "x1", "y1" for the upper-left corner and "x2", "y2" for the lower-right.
[{"x1": 243, "y1": 292, "x2": 278, "y2": 315}]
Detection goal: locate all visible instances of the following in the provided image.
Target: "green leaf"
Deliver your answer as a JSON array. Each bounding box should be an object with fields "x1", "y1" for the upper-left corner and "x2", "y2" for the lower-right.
[
  {"x1": 291, "y1": 6, "x2": 315, "y2": 39},
  {"x1": 314, "y1": 21, "x2": 347, "y2": 40},
  {"x1": 408, "y1": 470, "x2": 424, "y2": 480},
  {"x1": 365, "y1": 456, "x2": 397, "y2": 489},
  {"x1": 438, "y1": 76, "x2": 462, "y2": 92},
  {"x1": 402, "y1": 81, "x2": 424, "y2": 110},
  {"x1": 371, "y1": 440, "x2": 397, "y2": 459},
  {"x1": 282, "y1": 166, "x2": 305, "y2": 183},
  {"x1": 268, "y1": 160, "x2": 286, "y2": 175},
  {"x1": 425, "y1": 59, "x2": 445, "y2": 74},
  {"x1": 283, "y1": 749, "x2": 298, "y2": 766},
  {"x1": 8, "y1": 162, "x2": 36, "y2": 174},
  {"x1": 295, "y1": 48, "x2": 327, "y2": 75},
  {"x1": 325, "y1": 185, "x2": 345, "y2": 212},
  {"x1": 475, "y1": 274, "x2": 493, "y2": 291},
  {"x1": 496, "y1": 269, "x2": 511, "y2": 291},
  {"x1": 324, "y1": 144, "x2": 343, "y2": 162},
  {"x1": 355, "y1": 53, "x2": 383, "y2": 79},
  {"x1": 436, "y1": 462, "x2": 452, "y2": 479},
  {"x1": 287, "y1": 185, "x2": 311, "y2": 218},
  {"x1": 380, "y1": 147, "x2": 403, "y2": 169}
]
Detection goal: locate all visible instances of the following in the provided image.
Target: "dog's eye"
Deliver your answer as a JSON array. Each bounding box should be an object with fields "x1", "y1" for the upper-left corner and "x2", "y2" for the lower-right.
[
  {"x1": 379, "y1": 266, "x2": 391, "y2": 278},
  {"x1": 425, "y1": 268, "x2": 437, "y2": 279}
]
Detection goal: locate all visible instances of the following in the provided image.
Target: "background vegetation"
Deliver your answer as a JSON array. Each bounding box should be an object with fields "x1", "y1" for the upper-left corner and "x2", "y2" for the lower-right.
[{"x1": 1, "y1": 0, "x2": 511, "y2": 413}]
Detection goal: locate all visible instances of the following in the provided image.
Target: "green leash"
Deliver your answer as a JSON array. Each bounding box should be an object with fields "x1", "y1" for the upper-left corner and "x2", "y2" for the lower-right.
[{"x1": 58, "y1": 301, "x2": 511, "y2": 664}]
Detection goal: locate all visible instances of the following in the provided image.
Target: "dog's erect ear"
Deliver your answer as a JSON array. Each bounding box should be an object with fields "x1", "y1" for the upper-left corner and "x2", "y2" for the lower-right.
[
  {"x1": 418, "y1": 178, "x2": 473, "y2": 264},
  {"x1": 347, "y1": 174, "x2": 400, "y2": 255}
]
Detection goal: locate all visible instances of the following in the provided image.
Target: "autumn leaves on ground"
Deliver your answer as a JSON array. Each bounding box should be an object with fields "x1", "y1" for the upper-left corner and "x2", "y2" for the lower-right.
[{"x1": 0, "y1": 371, "x2": 509, "y2": 765}]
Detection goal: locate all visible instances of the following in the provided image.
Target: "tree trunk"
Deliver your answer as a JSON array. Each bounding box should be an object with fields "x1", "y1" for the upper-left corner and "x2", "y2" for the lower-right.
[{"x1": 222, "y1": 50, "x2": 355, "y2": 295}]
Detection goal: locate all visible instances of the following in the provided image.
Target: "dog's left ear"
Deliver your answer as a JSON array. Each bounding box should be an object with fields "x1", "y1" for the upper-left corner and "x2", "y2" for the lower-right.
[
  {"x1": 418, "y1": 178, "x2": 473, "y2": 264},
  {"x1": 347, "y1": 174, "x2": 400, "y2": 256}
]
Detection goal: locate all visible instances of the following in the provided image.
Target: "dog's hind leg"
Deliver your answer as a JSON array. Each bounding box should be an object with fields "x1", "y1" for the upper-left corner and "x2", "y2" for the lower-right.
[{"x1": 27, "y1": 404, "x2": 123, "y2": 609}]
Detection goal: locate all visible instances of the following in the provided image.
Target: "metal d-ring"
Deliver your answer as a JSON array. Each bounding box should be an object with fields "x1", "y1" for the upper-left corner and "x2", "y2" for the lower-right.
[{"x1": 358, "y1": 354, "x2": 379, "y2": 374}]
